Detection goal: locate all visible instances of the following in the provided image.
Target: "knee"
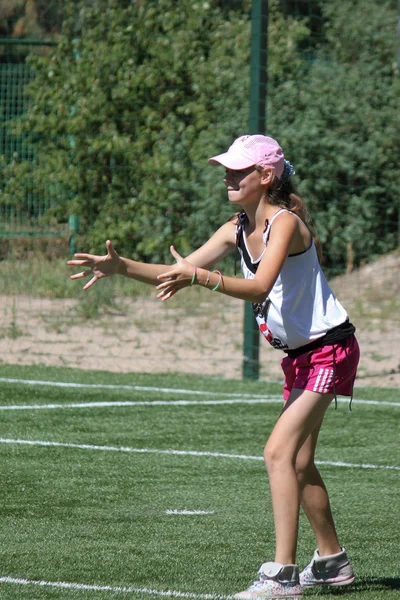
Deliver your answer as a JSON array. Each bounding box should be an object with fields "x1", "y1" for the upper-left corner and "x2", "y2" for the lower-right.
[{"x1": 263, "y1": 440, "x2": 292, "y2": 474}]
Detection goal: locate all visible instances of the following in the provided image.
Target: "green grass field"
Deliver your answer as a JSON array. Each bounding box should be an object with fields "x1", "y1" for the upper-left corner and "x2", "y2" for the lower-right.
[{"x1": 0, "y1": 364, "x2": 398, "y2": 599}]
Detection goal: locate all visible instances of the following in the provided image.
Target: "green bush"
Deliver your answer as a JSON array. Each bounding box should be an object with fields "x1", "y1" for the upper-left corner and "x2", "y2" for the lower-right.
[
  {"x1": 1, "y1": 0, "x2": 398, "y2": 274},
  {"x1": 269, "y1": 0, "x2": 400, "y2": 271},
  {"x1": 0, "y1": 0, "x2": 308, "y2": 260}
]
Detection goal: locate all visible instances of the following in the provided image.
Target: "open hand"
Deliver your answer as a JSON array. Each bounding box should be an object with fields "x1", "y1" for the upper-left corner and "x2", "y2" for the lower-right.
[
  {"x1": 156, "y1": 246, "x2": 195, "y2": 301},
  {"x1": 67, "y1": 240, "x2": 120, "y2": 290}
]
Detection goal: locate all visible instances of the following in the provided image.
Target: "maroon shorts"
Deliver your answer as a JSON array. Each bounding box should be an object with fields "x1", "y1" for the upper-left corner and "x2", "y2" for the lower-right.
[{"x1": 281, "y1": 334, "x2": 360, "y2": 401}]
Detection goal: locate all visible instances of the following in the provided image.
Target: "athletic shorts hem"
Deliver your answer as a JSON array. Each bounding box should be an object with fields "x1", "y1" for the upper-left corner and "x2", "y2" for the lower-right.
[{"x1": 281, "y1": 334, "x2": 360, "y2": 401}]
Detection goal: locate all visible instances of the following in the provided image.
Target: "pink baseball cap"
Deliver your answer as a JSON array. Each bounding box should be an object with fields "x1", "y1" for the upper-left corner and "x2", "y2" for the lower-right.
[{"x1": 208, "y1": 134, "x2": 285, "y2": 179}]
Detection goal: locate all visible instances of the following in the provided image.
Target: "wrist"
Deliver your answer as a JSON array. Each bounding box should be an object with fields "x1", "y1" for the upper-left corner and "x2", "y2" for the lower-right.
[
  {"x1": 195, "y1": 267, "x2": 208, "y2": 287},
  {"x1": 117, "y1": 256, "x2": 127, "y2": 276},
  {"x1": 197, "y1": 268, "x2": 222, "y2": 291}
]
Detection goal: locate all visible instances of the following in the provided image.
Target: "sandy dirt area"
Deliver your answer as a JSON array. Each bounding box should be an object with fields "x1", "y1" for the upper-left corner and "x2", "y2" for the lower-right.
[{"x1": 1, "y1": 251, "x2": 399, "y2": 390}]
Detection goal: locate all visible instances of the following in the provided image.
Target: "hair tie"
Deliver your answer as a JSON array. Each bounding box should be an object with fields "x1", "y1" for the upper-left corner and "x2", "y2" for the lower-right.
[{"x1": 281, "y1": 159, "x2": 295, "y2": 183}]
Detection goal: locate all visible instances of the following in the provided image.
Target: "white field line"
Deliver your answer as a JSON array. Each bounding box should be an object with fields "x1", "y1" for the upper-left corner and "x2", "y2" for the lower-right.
[
  {"x1": 0, "y1": 576, "x2": 231, "y2": 599},
  {"x1": 0, "y1": 377, "x2": 267, "y2": 398},
  {"x1": 165, "y1": 510, "x2": 215, "y2": 515},
  {"x1": 0, "y1": 396, "x2": 399, "y2": 410},
  {"x1": 0, "y1": 377, "x2": 398, "y2": 408},
  {"x1": 0, "y1": 396, "x2": 400, "y2": 410},
  {"x1": 0, "y1": 398, "x2": 282, "y2": 411},
  {"x1": 0, "y1": 437, "x2": 399, "y2": 471}
]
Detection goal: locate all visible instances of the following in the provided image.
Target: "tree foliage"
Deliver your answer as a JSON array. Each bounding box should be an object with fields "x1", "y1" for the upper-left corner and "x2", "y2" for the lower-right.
[
  {"x1": 270, "y1": 0, "x2": 400, "y2": 270},
  {"x1": 1, "y1": 0, "x2": 399, "y2": 272}
]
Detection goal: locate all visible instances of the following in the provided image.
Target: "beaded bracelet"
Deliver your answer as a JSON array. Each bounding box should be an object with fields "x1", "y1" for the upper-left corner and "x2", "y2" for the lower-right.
[
  {"x1": 190, "y1": 265, "x2": 197, "y2": 286},
  {"x1": 211, "y1": 270, "x2": 222, "y2": 292}
]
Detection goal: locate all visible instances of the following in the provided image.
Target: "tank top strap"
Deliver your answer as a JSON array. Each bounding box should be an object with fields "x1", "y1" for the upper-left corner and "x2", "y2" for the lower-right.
[{"x1": 263, "y1": 208, "x2": 292, "y2": 245}]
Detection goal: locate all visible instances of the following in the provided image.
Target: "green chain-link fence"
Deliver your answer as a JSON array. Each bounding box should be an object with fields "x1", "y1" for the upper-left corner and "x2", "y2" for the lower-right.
[{"x1": 0, "y1": 0, "x2": 63, "y2": 236}]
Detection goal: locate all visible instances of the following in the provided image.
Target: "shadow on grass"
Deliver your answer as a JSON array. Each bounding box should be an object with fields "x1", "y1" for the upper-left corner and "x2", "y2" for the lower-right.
[{"x1": 305, "y1": 577, "x2": 400, "y2": 595}]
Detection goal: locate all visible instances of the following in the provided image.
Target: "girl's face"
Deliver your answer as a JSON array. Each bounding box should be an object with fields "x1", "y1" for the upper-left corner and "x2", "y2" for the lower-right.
[{"x1": 223, "y1": 166, "x2": 268, "y2": 206}]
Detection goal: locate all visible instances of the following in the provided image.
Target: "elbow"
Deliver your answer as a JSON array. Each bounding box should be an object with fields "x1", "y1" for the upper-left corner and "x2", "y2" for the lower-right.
[
  {"x1": 248, "y1": 275, "x2": 273, "y2": 303},
  {"x1": 251, "y1": 287, "x2": 270, "y2": 304}
]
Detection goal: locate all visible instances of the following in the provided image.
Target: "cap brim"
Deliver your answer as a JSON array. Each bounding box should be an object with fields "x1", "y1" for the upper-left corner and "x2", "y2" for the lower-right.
[{"x1": 208, "y1": 152, "x2": 255, "y2": 170}]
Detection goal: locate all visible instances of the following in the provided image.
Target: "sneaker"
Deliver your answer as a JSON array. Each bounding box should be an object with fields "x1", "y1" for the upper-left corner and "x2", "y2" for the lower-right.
[
  {"x1": 234, "y1": 562, "x2": 302, "y2": 599},
  {"x1": 300, "y1": 548, "x2": 355, "y2": 587}
]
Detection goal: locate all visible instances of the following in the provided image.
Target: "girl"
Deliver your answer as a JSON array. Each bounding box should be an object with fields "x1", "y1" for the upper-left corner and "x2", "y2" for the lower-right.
[{"x1": 68, "y1": 134, "x2": 359, "y2": 599}]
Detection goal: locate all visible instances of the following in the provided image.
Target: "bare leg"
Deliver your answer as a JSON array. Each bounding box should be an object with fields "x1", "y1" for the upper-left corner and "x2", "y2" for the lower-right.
[
  {"x1": 263, "y1": 389, "x2": 334, "y2": 565},
  {"x1": 295, "y1": 421, "x2": 341, "y2": 556}
]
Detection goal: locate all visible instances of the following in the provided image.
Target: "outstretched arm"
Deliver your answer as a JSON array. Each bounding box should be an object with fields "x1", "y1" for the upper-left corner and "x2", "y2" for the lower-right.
[
  {"x1": 67, "y1": 221, "x2": 237, "y2": 290},
  {"x1": 157, "y1": 211, "x2": 298, "y2": 303},
  {"x1": 67, "y1": 240, "x2": 167, "y2": 290}
]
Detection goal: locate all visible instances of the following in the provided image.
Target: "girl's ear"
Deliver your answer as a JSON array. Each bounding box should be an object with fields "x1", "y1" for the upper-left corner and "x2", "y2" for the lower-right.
[{"x1": 260, "y1": 167, "x2": 274, "y2": 186}]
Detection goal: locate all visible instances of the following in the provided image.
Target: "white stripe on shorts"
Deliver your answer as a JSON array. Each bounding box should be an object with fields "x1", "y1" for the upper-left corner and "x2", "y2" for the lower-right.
[
  {"x1": 313, "y1": 368, "x2": 324, "y2": 392},
  {"x1": 313, "y1": 368, "x2": 334, "y2": 393}
]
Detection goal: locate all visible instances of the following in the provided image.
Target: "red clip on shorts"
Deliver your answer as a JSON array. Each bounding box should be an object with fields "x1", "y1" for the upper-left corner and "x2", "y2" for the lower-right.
[{"x1": 281, "y1": 334, "x2": 360, "y2": 401}]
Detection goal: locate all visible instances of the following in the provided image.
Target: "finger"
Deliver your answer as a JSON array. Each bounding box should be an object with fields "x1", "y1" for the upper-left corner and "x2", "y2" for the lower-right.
[
  {"x1": 157, "y1": 270, "x2": 178, "y2": 281},
  {"x1": 70, "y1": 270, "x2": 92, "y2": 280},
  {"x1": 83, "y1": 276, "x2": 98, "y2": 291},
  {"x1": 156, "y1": 281, "x2": 174, "y2": 296},
  {"x1": 156, "y1": 278, "x2": 180, "y2": 290},
  {"x1": 106, "y1": 239, "x2": 119, "y2": 258},
  {"x1": 156, "y1": 282, "x2": 173, "y2": 292},
  {"x1": 67, "y1": 259, "x2": 93, "y2": 267},
  {"x1": 72, "y1": 253, "x2": 94, "y2": 260},
  {"x1": 157, "y1": 287, "x2": 176, "y2": 302},
  {"x1": 169, "y1": 245, "x2": 183, "y2": 262}
]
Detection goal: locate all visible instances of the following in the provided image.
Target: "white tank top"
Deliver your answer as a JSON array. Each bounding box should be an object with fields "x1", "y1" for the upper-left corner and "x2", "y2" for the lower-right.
[{"x1": 236, "y1": 209, "x2": 348, "y2": 351}]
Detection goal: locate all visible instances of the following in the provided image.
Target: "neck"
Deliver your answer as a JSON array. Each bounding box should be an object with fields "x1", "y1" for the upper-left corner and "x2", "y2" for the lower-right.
[{"x1": 244, "y1": 200, "x2": 283, "y2": 230}]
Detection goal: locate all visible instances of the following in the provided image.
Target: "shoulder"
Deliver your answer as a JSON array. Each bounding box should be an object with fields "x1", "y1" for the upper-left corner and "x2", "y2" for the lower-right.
[
  {"x1": 269, "y1": 210, "x2": 299, "y2": 237},
  {"x1": 220, "y1": 219, "x2": 238, "y2": 241},
  {"x1": 268, "y1": 210, "x2": 311, "y2": 253}
]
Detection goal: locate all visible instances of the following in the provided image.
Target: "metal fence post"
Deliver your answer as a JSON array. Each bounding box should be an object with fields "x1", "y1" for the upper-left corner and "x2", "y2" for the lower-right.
[
  {"x1": 69, "y1": 215, "x2": 80, "y2": 255},
  {"x1": 243, "y1": 0, "x2": 268, "y2": 380}
]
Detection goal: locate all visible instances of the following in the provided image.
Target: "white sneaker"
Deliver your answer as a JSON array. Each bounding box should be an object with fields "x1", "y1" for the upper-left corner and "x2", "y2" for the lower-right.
[
  {"x1": 300, "y1": 548, "x2": 355, "y2": 587},
  {"x1": 234, "y1": 562, "x2": 302, "y2": 599}
]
